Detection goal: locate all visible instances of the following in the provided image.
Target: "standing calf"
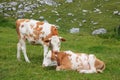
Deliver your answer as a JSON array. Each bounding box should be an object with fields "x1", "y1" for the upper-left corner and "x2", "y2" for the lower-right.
[
  {"x1": 44, "y1": 50, "x2": 105, "y2": 73},
  {"x1": 16, "y1": 19, "x2": 65, "y2": 66}
]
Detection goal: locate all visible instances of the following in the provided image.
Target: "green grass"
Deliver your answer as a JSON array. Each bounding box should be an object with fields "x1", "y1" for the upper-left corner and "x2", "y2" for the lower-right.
[
  {"x1": 0, "y1": 0, "x2": 120, "y2": 80},
  {"x1": 0, "y1": 27, "x2": 120, "y2": 80}
]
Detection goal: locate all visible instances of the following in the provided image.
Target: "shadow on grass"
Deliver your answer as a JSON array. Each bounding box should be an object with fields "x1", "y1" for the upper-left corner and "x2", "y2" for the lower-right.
[{"x1": 43, "y1": 66, "x2": 56, "y2": 71}]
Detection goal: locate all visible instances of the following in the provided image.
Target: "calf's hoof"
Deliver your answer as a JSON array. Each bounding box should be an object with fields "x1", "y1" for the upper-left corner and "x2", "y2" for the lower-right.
[
  {"x1": 42, "y1": 64, "x2": 46, "y2": 67},
  {"x1": 56, "y1": 66, "x2": 61, "y2": 71},
  {"x1": 26, "y1": 60, "x2": 30, "y2": 63}
]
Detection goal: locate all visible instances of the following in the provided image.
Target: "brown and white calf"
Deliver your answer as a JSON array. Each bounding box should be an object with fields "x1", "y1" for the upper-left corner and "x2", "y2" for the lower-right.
[
  {"x1": 16, "y1": 19, "x2": 65, "y2": 66},
  {"x1": 44, "y1": 50, "x2": 105, "y2": 73}
]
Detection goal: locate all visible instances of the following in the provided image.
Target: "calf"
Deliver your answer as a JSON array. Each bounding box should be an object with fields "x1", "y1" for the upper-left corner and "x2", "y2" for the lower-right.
[
  {"x1": 16, "y1": 19, "x2": 65, "y2": 66},
  {"x1": 44, "y1": 50, "x2": 105, "y2": 73}
]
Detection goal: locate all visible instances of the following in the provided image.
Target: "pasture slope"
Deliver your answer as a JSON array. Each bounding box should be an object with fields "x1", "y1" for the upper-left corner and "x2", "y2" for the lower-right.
[{"x1": 0, "y1": 0, "x2": 120, "y2": 80}]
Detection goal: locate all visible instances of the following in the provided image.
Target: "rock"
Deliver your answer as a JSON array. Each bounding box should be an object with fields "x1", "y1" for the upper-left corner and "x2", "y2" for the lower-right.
[
  {"x1": 79, "y1": 22, "x2": 82, "y2": 26},
  {"x1": 24, "y1": 6, "x2": 32, "y2": 11},
  {"x1": 113, "y1": 11, "x2": 119, "y2": 15},
  {"x1": 4, "y1": 13, "x2": 10, "y2": 17},
  {"x1": 91, "y1": 21, "x2": 98, "y2": 25},
  {"x1": 12, "y1": 7, "x2": 16, "y2": 11},
  {"x1": 66, "y1": 0, "x2": 73, "y2": 3},
  {"x1": 70, "y1": 28, "x2": 80, "y2": 33},
  {"x1": 18, "y1": 4, "x2": 23, "y2": 8},
  {"x1": 56, "y1": 18, "x2": 61, "y2": 22},
  {"x1": 8, "y1": 7, "x2": 12, "y2": 11},
  {"x1": 17, "y1": 11, "x2": 24, "y2": 15},
  {"x1": 17, "y1": 15, "x2": 25, "y2": 19},
  {"x1": 39, "y1": 0, "x2": 57, "y2": 6},
  {"x1": 82, "y1": 19, "x2": 87, "y2": 23},
  {"x1": 39, "y1": 16, "x2": 44, "y2": 20},
  {"x1": 92, "y1": 28, "x2": 107, "y2": 35},
  {"x1": 0, "y1": 4, "x2": 3, "y2": 8},
  {"x1": 82, "y1": 10, "x2": 88, "y2": 13},
  {"x1": 67, "y1": 13, "x2": 74, "y2": 16},
  {"x1": 16, "y1": 11, "x2": 25, "y2": 18},
  {"x1": 9, "y1": 2, "x2": 17, "y2": 6},
  {"x1": 30, "y1": 4, "x2": 37, "y2": 8},
  {"x1": 113, "y1": 10, "x2": 120, "y2": 16},
  {"x1": 93, "y1": 8, "x2": 102, "y2": 14},
  {"x1": 118, "y1": 12, "x2": 120, "y2": 16}
]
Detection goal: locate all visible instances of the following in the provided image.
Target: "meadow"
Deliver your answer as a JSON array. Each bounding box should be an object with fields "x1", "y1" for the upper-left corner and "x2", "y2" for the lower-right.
[
  {"x1": 0, "y1": 25, "x2": 120, "y2": 80},
  {"x1": 0, "y1": 0, "x2": 120, "y2": 80}
]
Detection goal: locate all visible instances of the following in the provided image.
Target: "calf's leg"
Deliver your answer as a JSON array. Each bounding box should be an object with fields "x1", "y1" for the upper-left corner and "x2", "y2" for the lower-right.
[
  {"x1": 17, "y1": 42, "x2": 21, "y2": 61},
  {"x1": 17, "y1": 39, "x2": 30, "y2": 63},
  {"x1": 42, "y1": 45, "x2": 49, "y2": 67}
]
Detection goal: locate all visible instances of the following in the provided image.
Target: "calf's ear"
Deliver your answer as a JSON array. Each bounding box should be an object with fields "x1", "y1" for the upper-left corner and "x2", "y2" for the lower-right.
[
  {"x1": 44, "y1": 39, "x2": 50, "y2": 43},
  {"x1": 59, "y1": 37, "x2": 66, "y2": 41},
  {"x1": 54, "y1": 51, "x2": 58, "y2": 54},
  {"x1": 44, "y1": 38, "x2": 51, "y2": 43}
]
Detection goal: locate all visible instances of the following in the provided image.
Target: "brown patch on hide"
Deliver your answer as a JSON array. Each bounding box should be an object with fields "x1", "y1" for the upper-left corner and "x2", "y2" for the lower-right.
[
  {"x1": 16, "y1": 19, "x2": 30, "y2": 39},
  {"x1": 95, "y1": 58, "x2": 105, "y2": 72},
  {"x1": 43, "y1": 26, "x2": 58, "y2": 42},
  {"x1": 55, "y1": 52, "x2": 72, "y2": 70},
  {"x1": 33, "y1": 27, "x2": 43, "y2": 40},
  {"x1": 29, "y1": 34, "x2": 33, "y2": 38},
  {"x1": 51, "y1": 51, "x2": 57, "y2": 61},
  {"x1": 51, "y1": 26, "x2": 58, "y2": 35},
  {"x1": 32, "y1": 22, "x2": 44, "y2": 40},
  {"x1": 36, "y1": 22, "x2": 44, "y2": 27}
]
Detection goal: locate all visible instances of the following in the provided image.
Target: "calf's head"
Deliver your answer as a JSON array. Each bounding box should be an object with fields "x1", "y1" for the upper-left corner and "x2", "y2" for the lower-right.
[
  {"x1": 45, "y1": 35, "x2": 66, "y2": 52},
  {"x1": 43, "y1": 36, "x2": 65, "y2": 67},
  {"x1": 43, "y1": 50, "x2": 57, "y2": 67}
]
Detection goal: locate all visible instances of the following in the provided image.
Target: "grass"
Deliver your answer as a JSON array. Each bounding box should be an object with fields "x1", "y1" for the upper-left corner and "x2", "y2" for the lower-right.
[
  {"x1": 0, "y1": 27, "x2": 120, "y2": 80},
  {"x1": 0, "y1": 0, "x2": 120, "y2": 80}
]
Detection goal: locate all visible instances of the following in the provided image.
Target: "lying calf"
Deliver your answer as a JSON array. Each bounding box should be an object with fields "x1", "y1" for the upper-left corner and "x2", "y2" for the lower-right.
[{"x1": 44, "y1": 50, "x2": 105, "y2": 73}]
